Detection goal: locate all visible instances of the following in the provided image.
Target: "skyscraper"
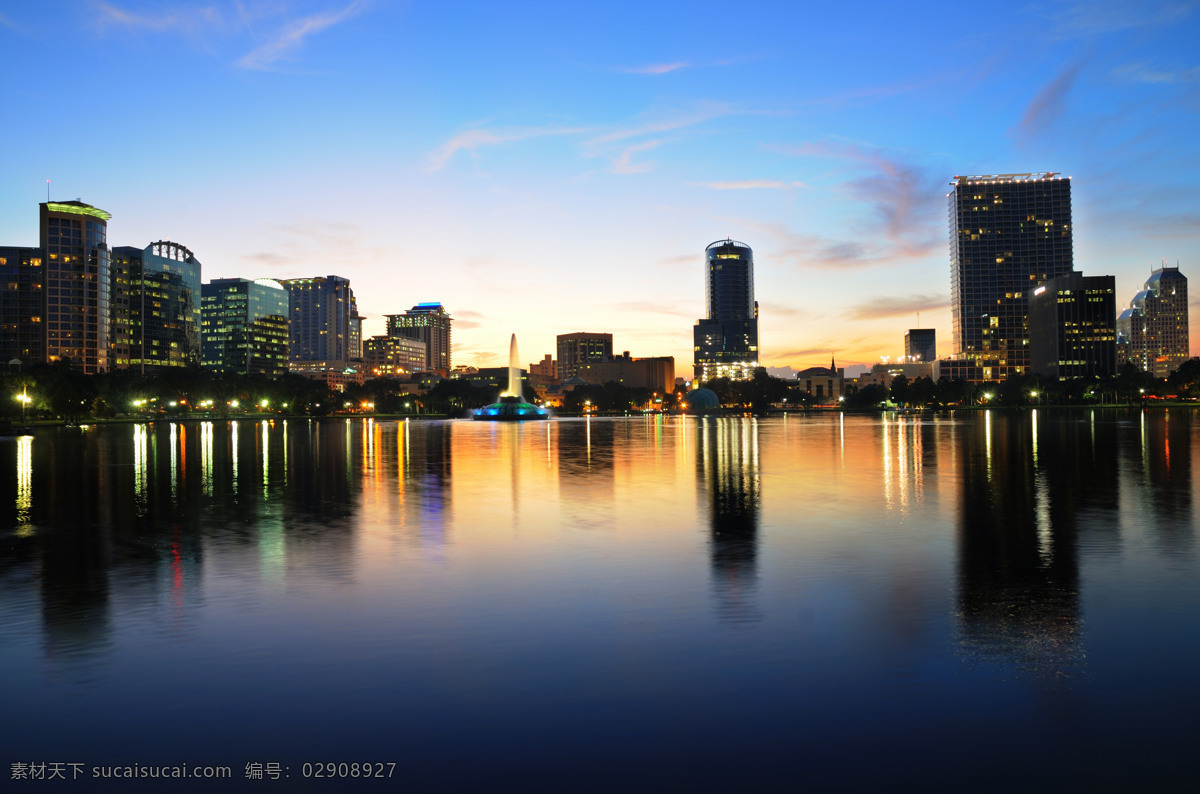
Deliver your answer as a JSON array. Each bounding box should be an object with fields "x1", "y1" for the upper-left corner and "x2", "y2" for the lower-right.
[
  {"x1": 283, "y1": 275, "x2": 357, "y2": 364},
  {"x1": 904, "y1": 329, "x2": 936, "y2": 363},
  {"x1": 0, "y1": 246, "x2": 44, "y2": 365},
  {"x1": 40, "y1": 200, "x2": 111, "y2": 373},
  {"x1": 111, "y1": 241, "x2": 202, "y2": 371},
  {"x1": 556, "y1": 332, "x2": 613, "y2": 380},
  {"x1": 1028, "y1": 273, "x2": 1116, "y2": 378},
  {"x1": 1116, "y1": 266, "x2": 1189, "y2": 377},
  {"x1": 949, "y1": 173, "x2": 1073, "y2": 381},
  {"x1": 201, "y1": 278, "x2": 290, "y2": 376},
  {"x1": 386, "y1": 303, "x2": 452, "y2": 372},
  {"x1": 693, "y1": 238, "x2": 758, "y2": 381}
]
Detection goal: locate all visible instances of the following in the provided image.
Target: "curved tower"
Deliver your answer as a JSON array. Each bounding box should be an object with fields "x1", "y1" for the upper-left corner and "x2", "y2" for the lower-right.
[{"x1": 693, "y1": 238, "x2": 758, "y2": 381}]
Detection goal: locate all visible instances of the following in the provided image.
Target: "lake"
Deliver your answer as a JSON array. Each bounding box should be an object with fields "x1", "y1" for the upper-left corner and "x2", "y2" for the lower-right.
[{"x1": 2, "y1": 411, "x2": 1198, "y2": 791}]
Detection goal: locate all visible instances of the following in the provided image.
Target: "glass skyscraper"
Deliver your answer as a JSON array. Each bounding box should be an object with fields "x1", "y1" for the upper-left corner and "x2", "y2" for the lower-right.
[
  {"x1": 201, "y1": 278, "x2": 290, "y2": 376},
  {"x1": 693, "y1": 238, "x2": 758, "y2": 381},
  {"x1": 949, "y1": 173, "x2": 1073, "y2": 381},
  {"x1": 283, "y1": 275, "x2": 357, "y2": 364},
  {"x1": 111, "y1": 241, "x2": 202, "y2": 371},
  {"x1": 1116, "y1": 266, "x2": 1189, "y2": 377},
  {"x1": 40, "y1": 201, "x2": 111, "y2": 373}
]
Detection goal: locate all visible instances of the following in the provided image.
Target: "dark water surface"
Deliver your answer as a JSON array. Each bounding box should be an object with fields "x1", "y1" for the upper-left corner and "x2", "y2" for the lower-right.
[{"x1": 2, "y1": 412, "x2": 1198, "y2": 791}]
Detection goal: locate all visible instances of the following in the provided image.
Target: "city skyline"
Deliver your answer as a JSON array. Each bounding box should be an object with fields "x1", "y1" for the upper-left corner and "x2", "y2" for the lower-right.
[{"x1": 3, "y1": 2, "x2": 1198, "y2": 374}]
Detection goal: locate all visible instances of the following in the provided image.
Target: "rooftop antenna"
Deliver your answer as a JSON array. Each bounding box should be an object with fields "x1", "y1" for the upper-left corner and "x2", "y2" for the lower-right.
[
  {"x1": 916, "y1": 311, "x2": 920, "y2": 328},
  {"x1": 45, "y1": 179, "x2": 49, "y2": 202}
]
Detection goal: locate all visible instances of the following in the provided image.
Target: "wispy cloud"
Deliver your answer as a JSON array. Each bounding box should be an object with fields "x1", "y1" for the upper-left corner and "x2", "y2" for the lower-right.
[
  {"x1": 612, "y1": 301, "x2": 695, "y2": 318},
  {"x1": 586, "y1": 101, "x2": 732, "y2": 147},
  {"x1": 622, "y1": 62, "x2": 689, "y2": 75},
  {"x1": 1112, "y1": 62, "x2": 1200, "y2": 84},
  {"x1": 1014, "y1": 61, "x2": 1082, "y2": 143},
  {"x1": 741, "y1": 219, "x2": 880, "y2": 270},
  {"x1": 846, "y1": 294, "x2": 949, "y2": 321},
  {"x1": 610, "y1": 140, "x2": 661, "y2": 174},
  {"x1": 238, "y1": 1, "x2": 365, "y2": 70},
  {"x1": 1046, "y1": 1, "x2": 1197, "y2": 37},
  {"x1": 694, "y1": 180, "x2": 805, "y2": 190},
  {"x1": 92, "y1": 1, "x2": 223, "y2": 33},
  {"x1": 426, "y1": 125, "x2": 589, "y2": 171},
  {"x1": 243, "y1": 252, "x2": 290, "y2": 267},
  {"x1": 781, "y1": 141, "x2": 943, "y2": 259}
]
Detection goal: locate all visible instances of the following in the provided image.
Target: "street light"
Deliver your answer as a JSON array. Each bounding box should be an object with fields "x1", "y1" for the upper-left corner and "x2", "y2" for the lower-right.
[{"x1": 15, "y1": 389, "x2": 31, "y2": 423}]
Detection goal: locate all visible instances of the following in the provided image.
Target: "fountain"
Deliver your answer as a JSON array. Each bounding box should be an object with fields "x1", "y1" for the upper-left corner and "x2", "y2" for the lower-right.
[{"x1": 473, "y1": 334, "x2": 551, "y2": 421}]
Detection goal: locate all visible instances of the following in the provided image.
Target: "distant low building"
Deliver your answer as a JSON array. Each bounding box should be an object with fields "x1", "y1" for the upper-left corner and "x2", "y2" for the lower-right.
[
  {"x1": 577, "y1": 353, "x2": 675, "y2": 394},
  {"x1": 795, "y1": 360, "x2": 846, "y2": 402},
  {"x1": 363, "y1": 334, "x2": 426, "y2": 378},
  {"x1": 289, "y1": 359, "x2": 366, "y2": 392},
  {"x1": 858, "y1": 362, "x2": 934, "y2": 390}
]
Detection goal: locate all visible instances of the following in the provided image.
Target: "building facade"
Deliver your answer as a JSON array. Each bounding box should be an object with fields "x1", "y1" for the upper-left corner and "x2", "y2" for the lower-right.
[
  {"x1": 363, "y1": 334, "x2": 426, "y2": 377},
  {"x1": 283, "y1": 276, "x2": 357, "y2": 364},
  {"x1": 556, "y1": 332, "x2": 613, "y2": 380},
  {"x1": 577, "y1": 354, "x2": 675, "y2": 394},
  {"x1": 111, "y1": 241, "x2": 202, "y2": 371},
  {"x1": 694, "y1": 238, "x2": 759, "y2": 381},
  {"x1": 949, "y1": 174, "x2": 1073, "y2": 381},
  {"x1": 1028, "y1": 273, "x2": 1116, "y2": 379},
  {"x1": 0, "y1": 246, "x2": 45, "y2": 365},
  {"x1": 1116, "y1": 267, "x2": 1189, "y2": 378},
  {"x1": 201, "y1": 278, "x2": 290, "y2": 376},
  {"x1": 40, "y1": 201, "x2": 112, "y2": 373},
  {"x1": 386, "y1": 303, "x2": 452, "y2": 372},
  {"x1": 904, "y1": 329, "x2": 936, "y2": 363}
]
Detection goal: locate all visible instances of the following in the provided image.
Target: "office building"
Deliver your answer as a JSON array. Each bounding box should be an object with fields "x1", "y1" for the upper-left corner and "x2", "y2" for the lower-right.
[
  {"x1": 41, "y1": 200, "x2": 112, "y2": 373},
  {"x1": 283, "y1": 276, "x2": 357, "y2": 364},
  {"x1": 949, "y1": 173, "x2": 1073, "y2": 381},
  {"x1": 1028, "y1": 273, "x2": 1116, "y2": 379},
  {"x1": 693, "y1": 238, "x2": 759, "y2": 381},
  {"x1": 363, "y1": 334, "x2": 426, "y2": 377},
  {"x1": 386, "y1": 303, "x2": 452, "y2": 372},
  {"x1": 1116, "y1": 266, "x2": 1189, "y2": 378},
  {"x1": 201, "y1": 278, "x2": 290, "y2": 376},
  {"x1": 577, "y1": 353, "x2": 675, "y2": 394},
  {"x1": 111, "y1": 241, "x2": 202, "y2": 371},
  {"x1": 904, "y1": 329, "x2": 936, "y2": 363},
  {"x1": 0, "y1": 246, "x2": 44, "y2": 365},
  {"x1": 557, "y1": 332, "x2": 613, "y2": 380}
]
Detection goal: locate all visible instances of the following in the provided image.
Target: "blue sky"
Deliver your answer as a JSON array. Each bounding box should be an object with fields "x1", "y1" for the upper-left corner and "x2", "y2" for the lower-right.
[{"x1": 3, "y1": 0, "x2": 1198, "y2": 373}]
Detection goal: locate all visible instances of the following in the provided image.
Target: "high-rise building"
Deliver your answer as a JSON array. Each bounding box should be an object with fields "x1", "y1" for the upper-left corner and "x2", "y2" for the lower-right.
[
  {"x1": 386, "y1": 303, "x2": 452, "y2": 372},
  {"x1": 283, "y1": 276, "x2": 357, "y2": 364},
  {"x1": 40, "y1": 200, "x2": 112, "y2": 373},
  {"x1": 111, "y1": 241, "x2": 201, "y2": 371},
  {"x1": 693, "y1": 238, "x2": 758, "y2": 381},
  {"x1": 363, "y1": 334, "x2": 426, "y2": 377},
  {"x1": 201, "y1": 278, "x2": 290, "y2": 376},
  {"x1": 556, "y1": 332, "x2": 613, "y2": 380},
  {"x1": 904, "y1": 329, "x2": 936, "y2": 363},
  {"x1": 0, "y1": 246, "x2": 44, "y2": 365},
  {"x1": 1028, "y1": 273, "x2": 1116, "y2": 379},
  {"x1": 1117, "y1": 266, "x2": 1189, "y2": 377},
  {"x1": 949, "y1": 173, "x2": 1073, "y2": 381}
]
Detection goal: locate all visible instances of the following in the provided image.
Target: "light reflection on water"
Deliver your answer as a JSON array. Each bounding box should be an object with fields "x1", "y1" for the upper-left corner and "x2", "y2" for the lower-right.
[{"x1": 0, "y1": 411, "x2": 1198, "y2": 791}]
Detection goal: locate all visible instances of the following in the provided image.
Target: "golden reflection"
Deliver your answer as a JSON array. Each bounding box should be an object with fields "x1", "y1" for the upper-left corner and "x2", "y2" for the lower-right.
[
  {"x1": 169, "y1": 423, "x2": 178, "y2": 501},
  {"x1": 881, "y1": 414, "x2": 923, "y2": 513},
  {"x1": 200, "y1": 421, "x2": 213, "y2": 497},
  {"x1": 984, "y1": 409, "x2": 993, "y2": 480},
  {"x1": 15, "y1": 435, "x2": 33, "y2": 533},
  {"x1": 231, "y1": 421, "x2": 239, "y2": 497},
  {"x1": 700, "y1": 417, "x2": 761, "y2": 625},
  {"x1": 262, "y1": 419, "x2": 270, "y2": 494},
  {"x1": 1031, "y1": 409, "x2": 1039, "y2": 468},
  {"x1": 133, "y1": 424, "x2": 148, "y2": 510}
]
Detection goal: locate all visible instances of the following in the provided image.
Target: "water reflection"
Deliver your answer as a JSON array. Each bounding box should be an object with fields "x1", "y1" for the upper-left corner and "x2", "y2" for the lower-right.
[{"x1": 698, "y1": 417, "x2": 761, "y2": 625}]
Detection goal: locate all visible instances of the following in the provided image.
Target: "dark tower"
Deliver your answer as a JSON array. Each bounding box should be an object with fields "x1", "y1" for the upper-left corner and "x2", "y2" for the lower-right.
[
  {"x1": 949, "y1": 173, "x2": 1073, "y2": 381},
  {"x1": 693, "y1": 238, "x2": 758, "y2": 380}
]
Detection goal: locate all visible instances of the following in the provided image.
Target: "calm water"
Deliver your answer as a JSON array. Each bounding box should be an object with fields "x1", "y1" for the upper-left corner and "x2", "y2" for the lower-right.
[{"x1": 2, "y1": 412, "x2": 1198, "y2": 791}]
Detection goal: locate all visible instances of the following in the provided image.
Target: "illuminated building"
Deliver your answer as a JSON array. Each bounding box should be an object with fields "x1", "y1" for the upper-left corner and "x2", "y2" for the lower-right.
[
  {"x1": 1028, "y1": 273, "x2": 1116, "y2": 378},
  {"x1": 556, "y1": 332, "x2": 613, "y2": 380},
  {"x1": 904, "y1": 329, "x2": 936, "y2": 362},
  {"x1": 948, "y1": 174, "x2": 1073, "y2": 381},
  {"x1": 201, "y1": 278, "x2": 290, "y2": 376},
  {"x1": 694, "y1": 238, "x2": 758, "y2": 381},
  {"x1": 1116, "y1": 266, "x2": 1189, "y2": 377},
  {"x1": 283, "y1": 275, "x2": 358, "y2": 365},
  {"x1": 386, "y1": 303, "x2": 452, "y2": 372},
  {"x1": 795, "y1": 360, "x2": 846, "y2": 403},
  {"x1": 577, "y1": 353, "x2": 675, "y2": 394},
  {"x1": 40, "y1": 200, "x2": 112, "y2": 373},
  {"x1": 111, "y1": 241, "x2": 201, "y2": 371},
  {"x1": 363, "y1": 334, "x2": 426, "y2": 377},
  {"x1": 0, "y1": 246, "x2": 44, "y2": 364}
]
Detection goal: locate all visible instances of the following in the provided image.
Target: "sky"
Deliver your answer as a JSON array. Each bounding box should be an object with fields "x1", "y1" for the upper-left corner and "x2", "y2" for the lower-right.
[{"x1": 2, "y1": 0, "x2": 1199, "y2": 375}]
